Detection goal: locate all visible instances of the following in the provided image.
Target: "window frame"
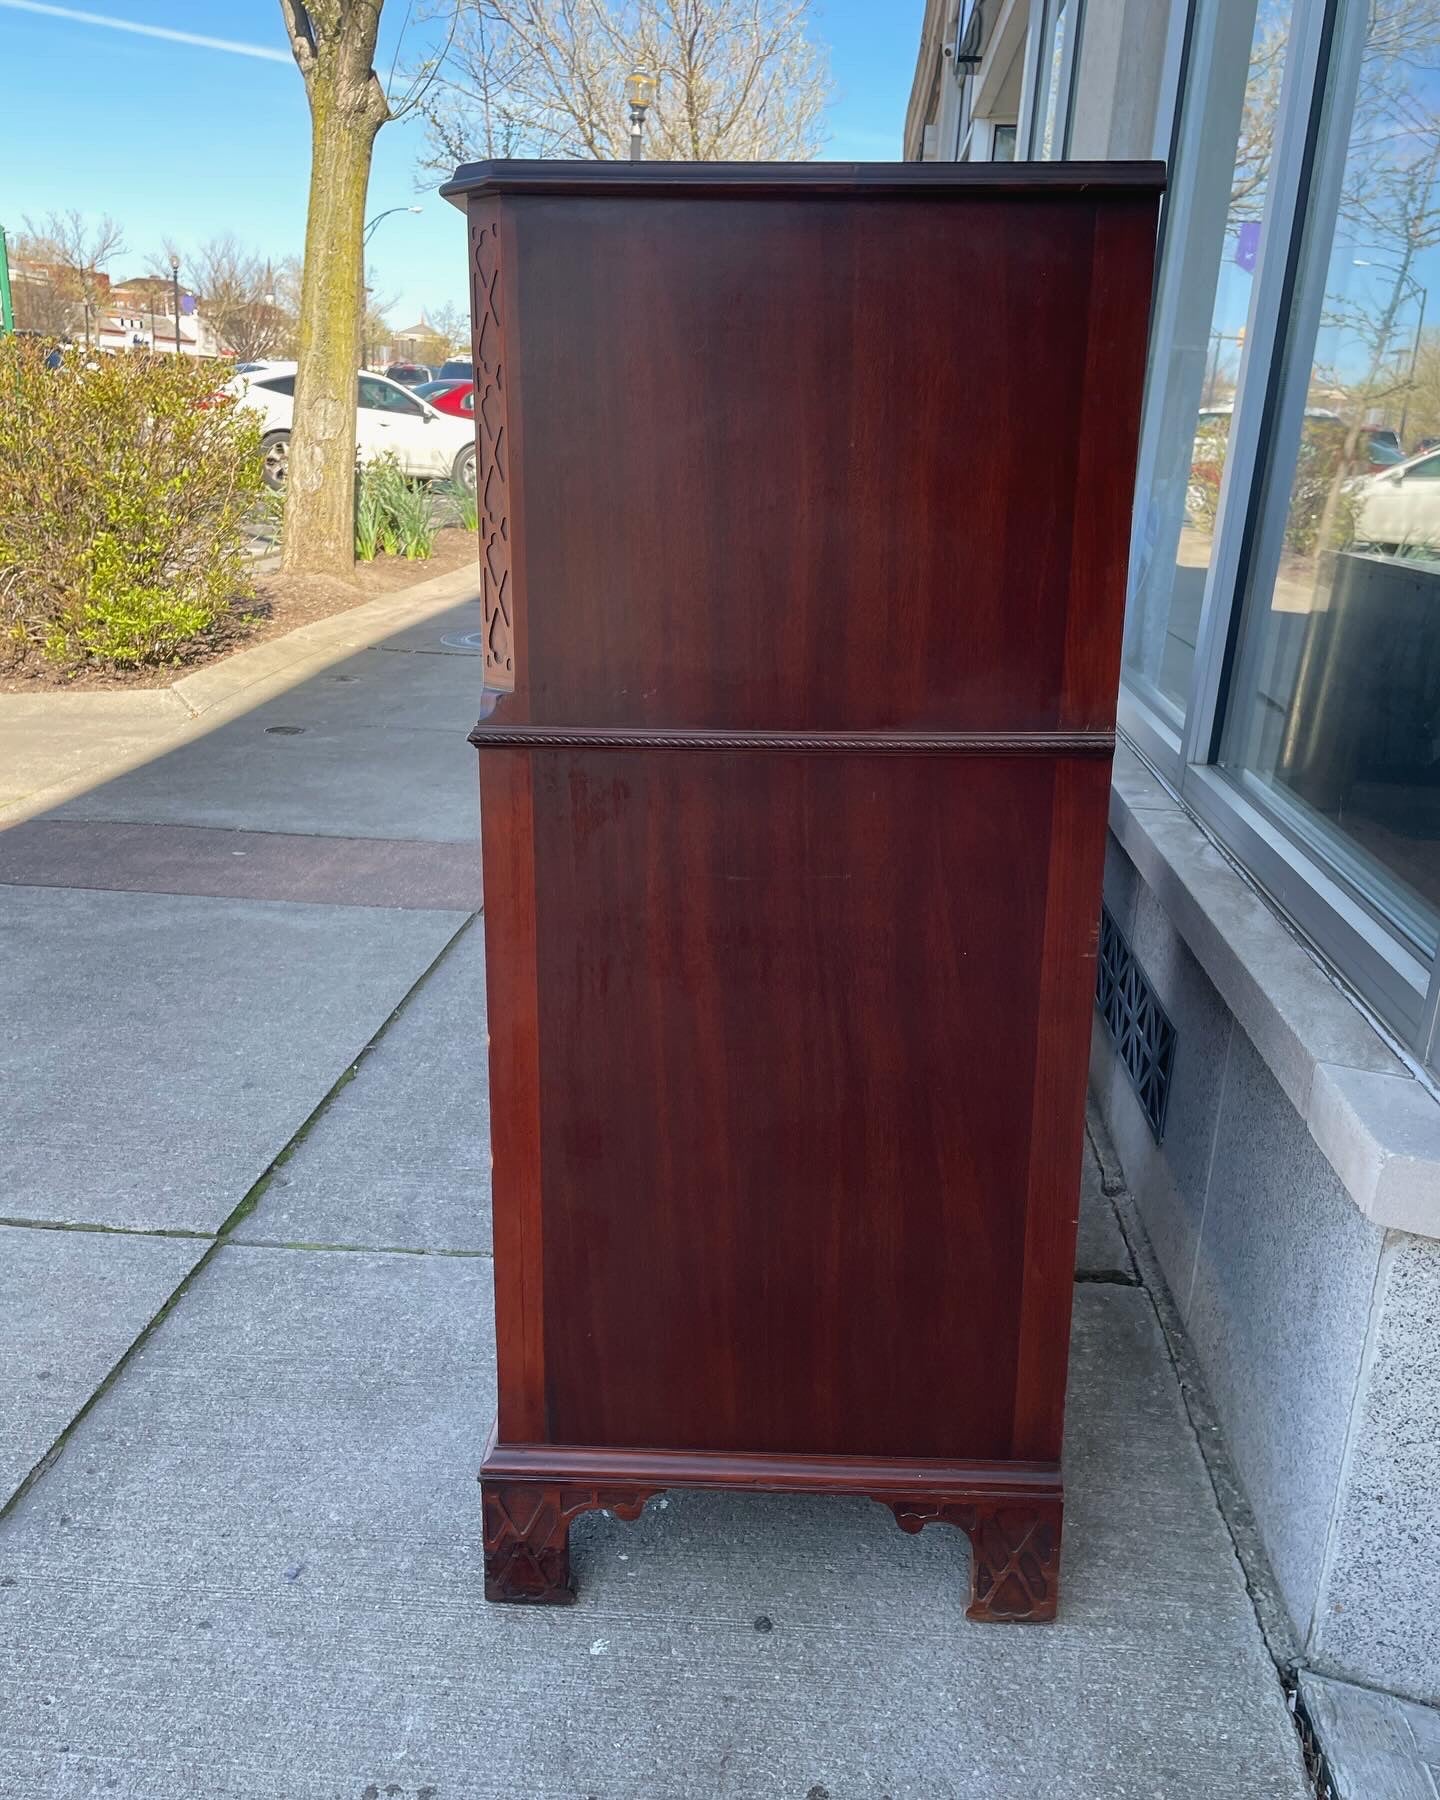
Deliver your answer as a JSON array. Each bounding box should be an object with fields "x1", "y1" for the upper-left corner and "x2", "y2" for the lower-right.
[
  {"x1": 1122, "y1": 3, "x2": 1253, "y2": 751},
  {"x1": 1058, "y1": 0, "x2": 1087, "y2": 157},
  {"x1": 1114, "y1": 0, "x2": 1440, "y2": 1070},
  {"x1": 1021, "y1": 0, "x2": 1082, "y2": 158}
]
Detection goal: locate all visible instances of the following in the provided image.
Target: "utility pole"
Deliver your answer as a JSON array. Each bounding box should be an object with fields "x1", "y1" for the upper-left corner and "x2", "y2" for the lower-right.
[{"x1": 170, "y1": 254, "x2": 182, "y2": 357}]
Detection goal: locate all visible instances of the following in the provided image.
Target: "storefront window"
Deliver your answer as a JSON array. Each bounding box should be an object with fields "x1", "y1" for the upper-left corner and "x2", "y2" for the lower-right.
[
  {"x1": 1221, "y1": 0, "x2": 1440, "y2": 956},
  {"x1": 1122, "y1": 0, "x2": 1293, "y2": 724}
]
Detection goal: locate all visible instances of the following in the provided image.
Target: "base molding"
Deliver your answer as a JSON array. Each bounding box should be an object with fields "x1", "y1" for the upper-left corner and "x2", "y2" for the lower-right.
[{"x1": 480, "y1": 1436, "x2": 1063, "y2": 1621}]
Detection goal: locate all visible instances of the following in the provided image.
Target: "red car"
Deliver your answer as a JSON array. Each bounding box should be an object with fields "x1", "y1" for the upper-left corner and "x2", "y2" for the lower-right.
[{"x1": 414, "y1": 378, "x2": 474, "y2": 419}]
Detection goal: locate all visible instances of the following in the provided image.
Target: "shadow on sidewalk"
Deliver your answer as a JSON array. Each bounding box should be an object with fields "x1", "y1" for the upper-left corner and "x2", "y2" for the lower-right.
[
  {"x1": 0, "y1": 590, "x2": 485, "y2": 908},
  {"x1": 0, "y1": 582, "x2": 1318, "y2": 1800}
]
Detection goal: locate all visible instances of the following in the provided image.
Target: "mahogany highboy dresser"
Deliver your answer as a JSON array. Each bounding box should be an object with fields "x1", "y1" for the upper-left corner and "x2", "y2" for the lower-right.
[{"x1": 442, "y1": 159, "x2": 1163, "y2": 1621}]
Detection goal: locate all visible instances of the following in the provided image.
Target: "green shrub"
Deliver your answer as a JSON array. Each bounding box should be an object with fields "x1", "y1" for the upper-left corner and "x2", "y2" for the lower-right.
[
  {"x1": 1283, "y1": 418, "x2": 1362, "y2": 557},
  {"x1": 0, "y1": 338, "x2": 263, "y2": 666},
  {"x1": 354, "y1": 458, "x2": 387, "y2": 561},
  {"x1": 355, "y1": 453, "x2": 435, "y2": 561},
  {"x1": 254, "y1": 481, "x2": 286, "y2": 543},
  {"x1": 442, "y1": 477, "x2": 478, "y2": 534},
  {"x1": 386, "y1": 474, "x2": 436, "y2": 560},
  {"x1": 1187, "y1": 409, "x2": 1365, "y2": 557}
]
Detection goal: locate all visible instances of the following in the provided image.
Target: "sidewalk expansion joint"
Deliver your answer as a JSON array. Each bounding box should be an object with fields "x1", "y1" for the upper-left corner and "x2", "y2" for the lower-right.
[
  {"x1": 213, "y1": 910, "x2": 479, "y2": 1240},
  {"x1": 1085, "y1": 1112, "x2": 1305, "y2": 1680},
  {"x1": 1074, "y1": 1267, "x2": 1141, "y2": 1287},
  {"x1": 0, "y1": 912, "x2": 482, "y2": 1526},
  {"x1": 225, "y1": 1236, "x2": 491, "y2": 1258},
  {"x1": 1085, "y1": 1113, "x2": 1324, "y2": 1794},
  {"x1": 0, "y1": 1242, "x2": 216, "y2": 1526},
  {"x1": 0, "y1": 1215, "x2": 212, "y2": 1243},
  {"x1": 0, "y1": 1217, "x2": 490, "y2": 1261}
]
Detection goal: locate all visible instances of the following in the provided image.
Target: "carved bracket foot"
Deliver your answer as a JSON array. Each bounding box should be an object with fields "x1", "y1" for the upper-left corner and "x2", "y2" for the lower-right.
[
  {"x1": 481, "y1": 1479, "x2": 657, "y2": 1604},
  {"x1": 877, "y1": 1494, "x2": 1063, "y2": 1622}
]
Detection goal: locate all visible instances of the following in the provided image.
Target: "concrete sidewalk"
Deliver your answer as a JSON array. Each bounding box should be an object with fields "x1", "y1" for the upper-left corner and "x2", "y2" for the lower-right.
[
  {"x1": 0, "y1": 571, "x2": 483, "y2": 1488},
  {"x1": 0, "y1": 580, "x2": 1313, "y2": 1798},
  {"x1": 0, "y1": 563, "x2": 482, "y2": 831}
]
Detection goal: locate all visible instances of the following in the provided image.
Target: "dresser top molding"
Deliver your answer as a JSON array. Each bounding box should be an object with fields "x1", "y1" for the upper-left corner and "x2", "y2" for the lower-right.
[{"x1": 441, "y1": 158, "x2": 1166, "y2": 209}]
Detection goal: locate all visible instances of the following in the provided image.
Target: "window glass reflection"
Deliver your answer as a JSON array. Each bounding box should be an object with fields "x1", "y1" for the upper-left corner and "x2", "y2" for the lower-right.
[
  {"x1": 1123, "y1": 2, "x2": 1291, "y2": 722},
  {"x1": 1036, "y1": 0, "x2": 1070, "y2": 159},
  {"x1": 1222, "y1": 0, "x2": 1440, "y2": 954}
]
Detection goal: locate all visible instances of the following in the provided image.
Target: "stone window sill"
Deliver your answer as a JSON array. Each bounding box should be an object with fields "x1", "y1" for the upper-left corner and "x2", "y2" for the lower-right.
[{"x1": 1109, "y1": 741, "x2": 1440, "y2": 1239}]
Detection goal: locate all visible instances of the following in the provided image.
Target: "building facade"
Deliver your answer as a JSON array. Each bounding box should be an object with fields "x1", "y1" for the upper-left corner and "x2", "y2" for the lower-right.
[
  {"x1": 10, "y1": 261, "x2": 229, "y2": 358},
  {"x1": 909, "y1": 0, "x2": 1440, "y2": 1711}
]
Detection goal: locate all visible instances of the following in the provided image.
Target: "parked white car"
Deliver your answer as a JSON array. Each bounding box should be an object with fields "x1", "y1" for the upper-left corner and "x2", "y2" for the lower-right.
[
  {"x1": 223, "y1": 361, "x2": 477, "y2": 493},
  {"x1": 1353, "y1": 446, "x2": 1440, "y2": 553}
]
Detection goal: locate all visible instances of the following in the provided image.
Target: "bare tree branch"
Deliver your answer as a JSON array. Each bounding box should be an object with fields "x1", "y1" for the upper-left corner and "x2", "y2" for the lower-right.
[
  {"x1": 409, "y1": 0, "x2": 830, "y2": 167},
  {"x1": 387, "y1": 0, "x2": 462, "y2": 118},
  {"x1": 16, "y1": 211, "x2": 127, "y2": 346},
  {"x1": 278, "y1": 0, "x2": 319, "y2": 85}
]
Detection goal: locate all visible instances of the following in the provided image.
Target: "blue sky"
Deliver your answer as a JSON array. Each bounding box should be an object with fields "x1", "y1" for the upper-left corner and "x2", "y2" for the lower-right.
[{"x1": 0, "y1": 0, "x2": 924, "y2": 328}]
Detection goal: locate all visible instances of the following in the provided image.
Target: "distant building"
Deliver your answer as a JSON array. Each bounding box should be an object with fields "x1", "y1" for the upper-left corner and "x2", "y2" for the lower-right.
[
  {"x1": 8, "y1": 255, "x2": 108, "y2": 339},
  {"x1": 9, "y1": 259, "x2": 231, "y2": 356},
  {"x1": 109, "y1": 276, "x2": 231, "y2": 358},
  {"x1": 390, "y1": 318, "x2": 435, "y2": 356},
  {"x1": 387, "y1": 315, "x2": 460, "y2": 366}
]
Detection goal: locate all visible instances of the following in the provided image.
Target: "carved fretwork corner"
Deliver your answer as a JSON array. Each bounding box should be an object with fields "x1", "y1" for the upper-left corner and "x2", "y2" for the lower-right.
[
  {"x1": 467, "y1": 201, "x2": 514, "y2": 693},
  {"x1": 877, "y1": 1495, "x2": 1064, "y2": 1623},
  {"x1": 481, "y1": 1480, "x2": 658, "y2": 1604}
]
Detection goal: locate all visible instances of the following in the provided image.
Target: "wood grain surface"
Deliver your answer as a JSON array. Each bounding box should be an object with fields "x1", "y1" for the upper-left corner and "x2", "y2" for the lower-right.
[{"x1": 456, "y1": 161, "x2": 1162, "y2": 1608}]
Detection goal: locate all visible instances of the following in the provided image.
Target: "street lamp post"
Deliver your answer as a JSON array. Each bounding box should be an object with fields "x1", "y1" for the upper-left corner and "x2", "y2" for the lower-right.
[
  {"x1": 1203, "y1": 327, "x2": 1245, "y2": 407},
  {"x1": 363, "y1": 205, "x2": 422, "y2": 248},
  {"x1": 625, "y1": 71, "x2": 657, "y2": 160},
  {"x1": 262, "y1": 259, "x2": 276, "y2": 358},
  {"x1": 170, "y1": 255, "x2": 182, "y2": 358},
  {"x1": 359, "y1": 211, "x2": 420, "y2": 369}
]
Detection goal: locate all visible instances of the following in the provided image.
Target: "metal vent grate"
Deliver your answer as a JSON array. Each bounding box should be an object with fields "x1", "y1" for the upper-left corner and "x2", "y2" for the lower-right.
[{"x1": 1095, "y1": 905, "x2": 1176, "y2": 1143}]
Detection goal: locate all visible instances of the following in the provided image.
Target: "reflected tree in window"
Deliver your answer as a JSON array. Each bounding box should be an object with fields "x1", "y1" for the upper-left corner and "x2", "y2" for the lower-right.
[
  {"x1": 1310, "y1": 0, "x2": 1440, "y2": 554},
  {"x1": 1222, "y1": 0, "x2": 1440, "y2": 956},
  {"x1": 1231, "y1": 18, "x2": 1289, "y2": 219},
  {"x1": 1121, "y1": 0, "x2": 1294, "y2": 722}
]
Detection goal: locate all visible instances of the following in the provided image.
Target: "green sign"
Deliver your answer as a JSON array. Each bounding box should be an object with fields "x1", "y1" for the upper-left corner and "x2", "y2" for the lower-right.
[{"x1": 0, "y1": 227, "x2": 13, "y2": 335}]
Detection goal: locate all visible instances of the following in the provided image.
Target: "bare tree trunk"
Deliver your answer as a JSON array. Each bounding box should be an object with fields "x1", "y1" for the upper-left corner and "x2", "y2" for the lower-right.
[
  {"x1": 284, "y1": 100, "x2": 380, "y2": 572},
  {"x1": 279, "y1": 2, "x2": 390, "y2": 577}
]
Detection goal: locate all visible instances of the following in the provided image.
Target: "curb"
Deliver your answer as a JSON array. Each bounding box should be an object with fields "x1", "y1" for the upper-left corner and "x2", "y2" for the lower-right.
[
  {"x1": 0, "y1": 564, "x2": 481, "y2": 829},
  {"x1": 172, "y1": 562, "x2": 481, "y2": 719}
]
